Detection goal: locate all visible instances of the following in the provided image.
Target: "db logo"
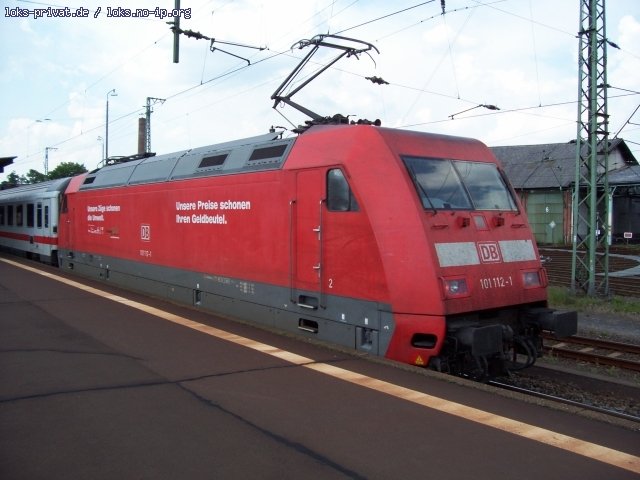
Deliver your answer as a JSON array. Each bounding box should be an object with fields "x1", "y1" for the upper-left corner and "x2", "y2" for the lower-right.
[
  {"x1": 140, "y1": 224, "x2": 151, "y2": 241},
  {"x1": 477, "y1": 242, "x2": 502, "y2": 263}
]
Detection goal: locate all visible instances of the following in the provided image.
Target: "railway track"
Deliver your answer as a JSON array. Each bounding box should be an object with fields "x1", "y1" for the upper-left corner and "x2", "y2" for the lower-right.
[
  {"x1": 492, "y1": 333, "x2": 640, "y2": 422},
  {"x1": 489, "y1": 377, "x2": 640, "y2": 423},
  {"x1": 542, "y1": 334, "x2": 640, "y2": 372},
  {"x1": 540, "y1": 247, "x2": 640, "y2": 297}
]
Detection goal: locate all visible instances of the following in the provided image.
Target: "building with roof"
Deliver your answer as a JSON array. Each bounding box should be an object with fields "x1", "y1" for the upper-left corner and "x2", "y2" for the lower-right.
[
  {"x1": 0, "y1": 156, "x2": 16, "y2": 174},
  {"x1": 491, "y1": 140, "x2": 639, "y2": 245}
]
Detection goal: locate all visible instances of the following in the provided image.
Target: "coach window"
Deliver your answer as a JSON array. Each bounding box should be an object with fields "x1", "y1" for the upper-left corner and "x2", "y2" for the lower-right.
[
  {"x1": 37, "y1": 203, "x2": 43, "y2": 228},
  {"x1": 44, "y1": 205, "x2": 50, "y2": 228},
  {"x1": 16, "y1": 204, "x2": 23, "y2": 227},
  {"x1": 27, "y1": 203, "x2": 35, "y2": 228},
  {"x1": 327, "y1": 169, "x2": 359, "y2": 212},
  {"x1": 7, "y1": 205, "x2": 13, "y2": 226},
  {"x1": 0, "y1": 206, "x2": 4, "y2": 226}
]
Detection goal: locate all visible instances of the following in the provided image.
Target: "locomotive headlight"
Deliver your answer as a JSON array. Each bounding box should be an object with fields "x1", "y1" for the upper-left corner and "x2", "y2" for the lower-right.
[
  {"x1": 442, "y1": 277, "x2": 469, "y2": 298},
  {"x1": 522, "y1": 270, "x2": 542, "y2": 288}
]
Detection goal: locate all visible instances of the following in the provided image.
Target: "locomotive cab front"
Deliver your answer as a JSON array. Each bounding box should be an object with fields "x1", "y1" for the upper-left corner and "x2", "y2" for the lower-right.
[{"x1": 402, "y1": 152, "x2": 576, "y2": 376}]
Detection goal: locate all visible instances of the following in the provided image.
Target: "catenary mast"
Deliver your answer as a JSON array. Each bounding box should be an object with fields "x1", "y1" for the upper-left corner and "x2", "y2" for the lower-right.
[{"x1": 571, "y1": 0, "x2": 611, "y2": 296}]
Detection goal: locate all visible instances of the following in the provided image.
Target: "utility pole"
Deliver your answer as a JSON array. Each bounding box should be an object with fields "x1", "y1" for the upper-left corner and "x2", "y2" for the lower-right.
[
  {"x1": 44, "y1": 147, "x2": 57, "y2": 176},
  {"x1": 571, "y1": 0, "x2": 610, "y2": 296},
  {"x1": 171, "y1": 0, "x2": 180, "y2": 63},
  {"x1": 145, "y1": 97, "x2": 166, "y2": 153}
]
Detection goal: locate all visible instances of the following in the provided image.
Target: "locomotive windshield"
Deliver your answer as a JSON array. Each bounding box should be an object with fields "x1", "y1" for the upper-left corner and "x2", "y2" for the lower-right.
[{"x1": 403, "y1": 156, "x2": 517, "y2": 211}]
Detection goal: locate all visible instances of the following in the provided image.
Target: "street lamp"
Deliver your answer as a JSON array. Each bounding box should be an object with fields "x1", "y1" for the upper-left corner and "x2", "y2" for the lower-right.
[{"x1": 105, "y1": 89, "x2": 117, "y2": 160}]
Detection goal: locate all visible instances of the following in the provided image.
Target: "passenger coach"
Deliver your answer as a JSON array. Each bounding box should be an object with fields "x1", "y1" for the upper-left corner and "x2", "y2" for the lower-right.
[{"x1": 0, "y1": 178, "x2": 70, "y2": 264}]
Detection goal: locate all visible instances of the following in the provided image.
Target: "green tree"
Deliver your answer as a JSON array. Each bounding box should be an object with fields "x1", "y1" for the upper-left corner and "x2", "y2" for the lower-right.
[
  {"x1": 0, "y1": 162, "x2": 88, "y2": 189},
  {"x1": 25, "y1": 169, "x2": 48, "y2": 184},
  {"x1": 0, "y1": 171, "x2": 21, "y2": 190},
  {"x1": 48, "y1": 162, "x2": 87, "y2": 180}
]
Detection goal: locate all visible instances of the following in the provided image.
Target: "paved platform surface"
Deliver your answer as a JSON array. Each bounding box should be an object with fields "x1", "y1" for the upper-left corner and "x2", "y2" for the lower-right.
[{"x1": 1, "y1": 256, "x2": 639, "y2": 479}]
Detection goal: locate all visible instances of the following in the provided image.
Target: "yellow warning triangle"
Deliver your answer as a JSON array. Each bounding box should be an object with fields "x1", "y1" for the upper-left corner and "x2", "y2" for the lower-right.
[{"x1": 415, "y1": 355, "x2": 425, "y2": 366}]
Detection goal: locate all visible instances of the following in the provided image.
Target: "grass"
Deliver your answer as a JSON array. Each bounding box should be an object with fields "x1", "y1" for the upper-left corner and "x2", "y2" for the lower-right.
[{"x1": 547, "y1": 286, "x2": 640, "y2": 317}]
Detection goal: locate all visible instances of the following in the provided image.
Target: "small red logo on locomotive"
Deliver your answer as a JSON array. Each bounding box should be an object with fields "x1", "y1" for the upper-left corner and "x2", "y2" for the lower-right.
[{"x1": 477, "y1": 241, "x2": 502, "y2": 263}]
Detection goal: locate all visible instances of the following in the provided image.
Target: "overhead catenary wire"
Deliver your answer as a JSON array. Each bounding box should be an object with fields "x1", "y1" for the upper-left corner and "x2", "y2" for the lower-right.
[
  {"x1": 528, "y1": 0, "x2": 542, "y2": 107},
  {"x1": 21, "y1": 79, "x2": 634, "y2": 170},
  {"x1": 442, "y1": 8, "x2": 461, "y2": 100},
  {"x1": 6, "y1": 1, "x2": 560, "y2": 126},
  {"x1": 612, "y1": 104, "x2": 640, "y2": 139},
  {"x1": 373, "y1": 0, "x2": 506, "y2": 43},
  {"x1": 401, "y1": 5, "x2": 477, "y2": 123},
  {"x1": 400, "y1": 92, "x2": 640, "y2": 129},
  {"x1": 35, "y1": 84, "x2": 640, "y2": 168},
  {"x1": 333, "y1": 0, "x2": 436, "y2": 36}
]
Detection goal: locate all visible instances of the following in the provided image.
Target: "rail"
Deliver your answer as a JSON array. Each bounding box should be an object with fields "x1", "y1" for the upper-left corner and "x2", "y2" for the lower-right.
[
  {"x1": 542, "y1": 333, "x2": 640, "y2": 372},
  {"x1": 489, "y1": 379, "x2": 640, "y2": 423},
  {"x1": 540, "y1": 247, "x2": 640, "y2": 297}
]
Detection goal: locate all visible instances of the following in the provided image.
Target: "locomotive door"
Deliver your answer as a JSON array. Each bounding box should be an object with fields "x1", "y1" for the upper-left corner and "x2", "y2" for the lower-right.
[
  {"x1": 60, "y1": 195, "x2": 73, "y2": 252},
  {"x1": 293, "y1": 169, "x2": 325, "y2": 309}
]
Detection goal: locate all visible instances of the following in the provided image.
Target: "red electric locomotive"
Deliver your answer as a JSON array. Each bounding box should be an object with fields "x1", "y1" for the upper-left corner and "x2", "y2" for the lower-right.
[{"x1": 56, "y1": 124, "x2": 576, "y2": 377}]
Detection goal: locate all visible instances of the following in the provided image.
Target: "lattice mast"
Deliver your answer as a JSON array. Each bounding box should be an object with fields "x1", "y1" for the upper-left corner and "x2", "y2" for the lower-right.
[
  {"x1": 571, "y1": 0, "x2": 610, "y2": 296},
  {"x1": 145, "y1": 97, "x2": 165, "y2": 154}
]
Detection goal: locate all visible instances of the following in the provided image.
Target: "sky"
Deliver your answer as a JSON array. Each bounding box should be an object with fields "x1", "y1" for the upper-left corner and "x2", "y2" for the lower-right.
[{"x1": 1, "y1": 0, "x2": 639, "y2": 180}]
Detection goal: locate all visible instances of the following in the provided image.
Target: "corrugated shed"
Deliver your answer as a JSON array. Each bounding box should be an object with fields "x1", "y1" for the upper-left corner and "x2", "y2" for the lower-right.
[{"x1": 491, "y1": 143, "x2": 576, "y2": 189}]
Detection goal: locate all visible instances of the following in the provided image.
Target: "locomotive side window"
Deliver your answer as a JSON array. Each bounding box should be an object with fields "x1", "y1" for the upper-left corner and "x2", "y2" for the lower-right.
[
  {"x1": 198, "y1": 154, "x2": 227, "y2": 168},
  {"x1": 403, "y1": 156, "x2": 517, "y2": 211},
  {"x1": 249, "y1": 144, "x2": 288, "y2": 161},
  {"x1": 327, "y1": 169, "x2": 359, "y2": 212}
]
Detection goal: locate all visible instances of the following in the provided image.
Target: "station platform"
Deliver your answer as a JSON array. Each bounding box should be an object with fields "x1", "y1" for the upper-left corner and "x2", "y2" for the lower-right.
[{"x1": 1, "y1": 255, "x2": 639, "y2": 479}]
